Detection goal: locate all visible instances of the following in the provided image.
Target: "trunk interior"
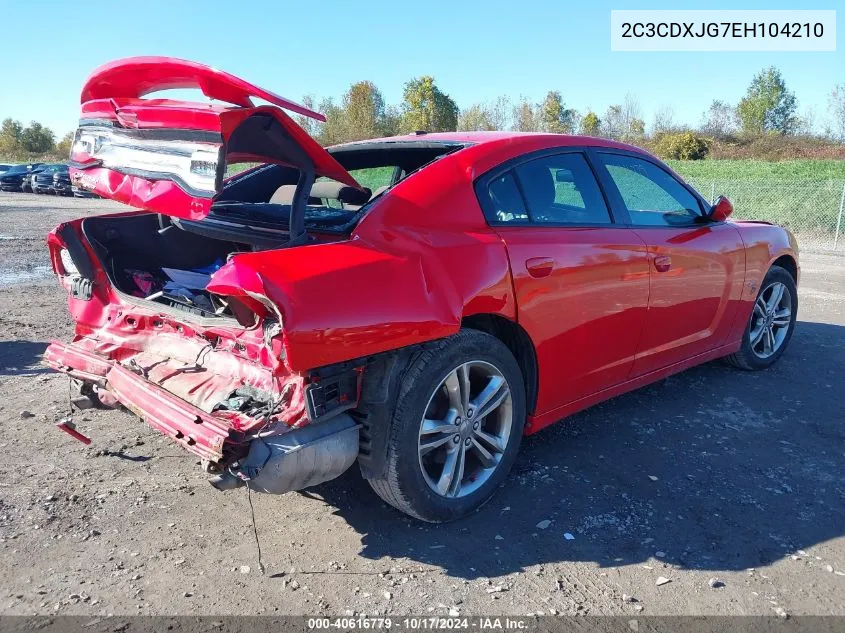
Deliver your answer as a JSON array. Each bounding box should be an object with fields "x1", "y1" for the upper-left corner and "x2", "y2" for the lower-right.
[{"x1": 82, "y1": 213, "x2": 250, "y2": 320}]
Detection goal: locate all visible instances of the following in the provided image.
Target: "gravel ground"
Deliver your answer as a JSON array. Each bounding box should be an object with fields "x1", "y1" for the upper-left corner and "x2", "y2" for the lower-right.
[{"x1": 0, "y1": 192, "x2": 843, "y2": 617}]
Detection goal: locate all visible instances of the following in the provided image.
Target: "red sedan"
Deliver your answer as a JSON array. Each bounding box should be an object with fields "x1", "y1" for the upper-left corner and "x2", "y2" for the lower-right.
[{"x1": 45, "y1": 58, "x2": 798, "y2": 522}]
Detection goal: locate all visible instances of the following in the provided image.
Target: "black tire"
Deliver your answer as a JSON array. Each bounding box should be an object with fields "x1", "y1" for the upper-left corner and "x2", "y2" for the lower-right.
[
  {"x1": 725, "y1": 265, "x2": 797, "y2": 370},
  {"x1": 367, "y1": 329, "x2": 526, "y2": 522}
]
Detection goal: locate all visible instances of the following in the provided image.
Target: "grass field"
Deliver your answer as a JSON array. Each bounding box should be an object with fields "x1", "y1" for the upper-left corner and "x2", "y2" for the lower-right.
[
  {"x1": 668, "y1": 160, "x2": 845, "y2": 245},
  {"x1": 667, "y1": 159, "x2": 845, "y2": 182}
]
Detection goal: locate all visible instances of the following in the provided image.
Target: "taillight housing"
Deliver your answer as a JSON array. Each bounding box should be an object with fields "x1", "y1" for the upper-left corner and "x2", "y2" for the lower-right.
[{"x1": 70, "y1": 123, "x2": 224, "y2": 196}]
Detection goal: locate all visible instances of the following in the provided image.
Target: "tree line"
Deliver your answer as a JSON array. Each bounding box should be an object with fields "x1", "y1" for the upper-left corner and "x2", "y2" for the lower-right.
[
  {"x1": 300, "y1": 66, "x2": 845, "y2": 147},
  {"x1": 2, "y1": 65, "x2": 844, "y2": 162}
]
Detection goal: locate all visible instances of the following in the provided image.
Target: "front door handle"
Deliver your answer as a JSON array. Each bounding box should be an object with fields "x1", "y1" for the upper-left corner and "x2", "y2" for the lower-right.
[
  {"x1": 526, "y1": 257, "x2": 555, "y2": 278},
  {"x1": 653, "y1": 255, "x2": 671, "y2": 273}
]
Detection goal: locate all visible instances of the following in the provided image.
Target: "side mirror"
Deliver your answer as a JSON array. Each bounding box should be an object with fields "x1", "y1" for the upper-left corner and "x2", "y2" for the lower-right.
[{"x1": 709, "y1": 195, "x2": 733, "y2": 222}]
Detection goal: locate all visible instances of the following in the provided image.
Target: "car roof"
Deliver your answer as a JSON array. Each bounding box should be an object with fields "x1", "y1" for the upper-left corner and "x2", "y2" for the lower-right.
[{"x1": 339, "y1": 131, "x2": 649, "y2": 152}]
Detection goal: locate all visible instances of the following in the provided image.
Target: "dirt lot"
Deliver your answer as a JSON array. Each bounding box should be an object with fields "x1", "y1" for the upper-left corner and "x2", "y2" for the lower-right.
[{"x1": 0, "y1": 192, "x2": 843, "y2": 617}]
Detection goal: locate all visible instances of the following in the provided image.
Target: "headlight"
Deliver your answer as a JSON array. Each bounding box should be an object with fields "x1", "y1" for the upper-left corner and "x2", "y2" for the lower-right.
[
  {"x1": 59, "y1": 249, "x2": 79, "y2": 276},
  {"x1": 70, "y1": 125, "x2": 223, "y2": 196}
]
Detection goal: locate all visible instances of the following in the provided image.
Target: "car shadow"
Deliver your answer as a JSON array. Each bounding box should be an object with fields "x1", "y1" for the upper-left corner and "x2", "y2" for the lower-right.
[
  {"x1": 0, "y1": 340, "x2": 49, "y2": 376},
  {"x1": 309, "y1": 320, "x2": 845, "y2": 579}
]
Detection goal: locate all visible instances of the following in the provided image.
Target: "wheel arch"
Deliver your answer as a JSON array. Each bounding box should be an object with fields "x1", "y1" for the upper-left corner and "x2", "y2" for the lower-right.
[
  {"x1": 460, "y1": 313, "x2": 539, "y2": 417},
  {"x1": 354, "y1": 315, "x2": 537, "y2": 480},
  {"x1": 771, "y1": 254, "x2": 798, "y2": 283}
]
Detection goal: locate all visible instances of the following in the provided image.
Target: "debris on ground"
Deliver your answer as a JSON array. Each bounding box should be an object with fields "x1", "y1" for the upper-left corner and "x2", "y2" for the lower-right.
[
  {"x1": 536, "y1": 520, "x2": 552, "y2": 529},
  {"x1": 709, "y1": 578, "x2": 725, "y2": 589},
  {"x1": 656, "y1": 576, "x2": 672, "y2": 586}
]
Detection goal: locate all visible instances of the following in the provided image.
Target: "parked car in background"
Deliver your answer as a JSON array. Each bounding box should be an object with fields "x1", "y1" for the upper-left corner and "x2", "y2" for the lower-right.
[
  {"x1": 0, "y1": 164, "x2": 12, "y2": 175},
  {"x1": 0, "y1": 163, "x2": 42, "y2": 191},
  {"x1": 22, "y1": 165, "x2": 49, "y2": 193},
  {"x1": 30, "y1": 164, "x2": 67, "y2": 194},
  {"x1": 46, "y1": 57, "x2": 800, "y2": 522},
  {"x1": 51, "y1": 164, "x2": 72, "y2": 195}
]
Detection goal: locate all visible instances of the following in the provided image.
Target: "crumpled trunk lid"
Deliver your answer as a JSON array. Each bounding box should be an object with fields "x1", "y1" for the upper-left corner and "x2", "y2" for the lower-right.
[{"x1": 68, "y1": 56, "x2": 360, "y2": 220}]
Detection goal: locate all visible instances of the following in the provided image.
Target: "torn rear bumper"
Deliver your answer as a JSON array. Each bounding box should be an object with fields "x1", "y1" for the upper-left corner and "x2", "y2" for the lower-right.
[{"x1": 44, "y1": 340, "x2": 236, "y2": 462}]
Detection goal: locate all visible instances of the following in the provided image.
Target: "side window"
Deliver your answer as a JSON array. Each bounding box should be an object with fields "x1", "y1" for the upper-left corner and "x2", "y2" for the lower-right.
[
  {"x1": 513, "y1": 153, "x2": 610, "y2": 225},
  {"x1": 599, "y1": 154, "x2": 702, "y2": 227},
  {"x1": 486, "y1": 172, "x2": 529, "y2": 223}
]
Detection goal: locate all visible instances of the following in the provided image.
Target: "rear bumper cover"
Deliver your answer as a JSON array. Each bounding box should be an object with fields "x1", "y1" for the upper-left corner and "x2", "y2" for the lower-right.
[{"x1": 45, "y1": 340, "x2": 234, "y2": 461}]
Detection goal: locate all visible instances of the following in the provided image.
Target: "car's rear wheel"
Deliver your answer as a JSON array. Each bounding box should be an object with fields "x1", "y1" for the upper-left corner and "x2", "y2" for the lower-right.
[
  {"x1": 725, "y1": 265, "x2": 797, "y2": 370},
  {"x1": 367, "y1": 329, "x2": 525, "y2": 522}
]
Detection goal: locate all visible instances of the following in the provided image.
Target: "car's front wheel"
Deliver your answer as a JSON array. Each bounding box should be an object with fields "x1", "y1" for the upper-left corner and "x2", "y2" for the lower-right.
[
  {"x1": 368, "y1": 329, "x2": 526, "y2": 522},
  {"x1": 726, "y1": 264, "x2": 797, "y2": 370}
]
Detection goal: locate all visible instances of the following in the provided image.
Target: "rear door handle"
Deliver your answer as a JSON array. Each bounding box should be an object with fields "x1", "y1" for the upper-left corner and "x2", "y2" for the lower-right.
[
  {"x1": 653, "y1": 255, "x2": 671, "y2": 272},
  {"x1": 526, "y1": 257, "x2": 555, "y2": 278}
]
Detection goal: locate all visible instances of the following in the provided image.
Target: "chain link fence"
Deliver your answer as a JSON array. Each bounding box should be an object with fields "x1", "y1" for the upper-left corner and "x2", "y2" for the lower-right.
[{"x1": 685, "y1": 178, "x2": 845, "y2": 254}]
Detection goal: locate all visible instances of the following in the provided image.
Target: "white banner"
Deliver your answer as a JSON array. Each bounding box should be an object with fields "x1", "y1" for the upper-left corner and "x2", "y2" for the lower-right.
[{"x1": 611, "y1": 10, "x2": 836, "y2": 52}]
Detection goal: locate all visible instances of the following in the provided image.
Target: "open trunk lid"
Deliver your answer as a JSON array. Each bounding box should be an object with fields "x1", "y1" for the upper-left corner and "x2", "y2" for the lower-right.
[{"x1": 69, "y1": 56, "x2": 360, "y2": 221}]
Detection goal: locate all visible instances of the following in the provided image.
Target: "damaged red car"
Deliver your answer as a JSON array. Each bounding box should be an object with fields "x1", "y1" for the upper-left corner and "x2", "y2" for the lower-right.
[{"x1": 44, "y1": 57, "x2": 799, "y2": 522}]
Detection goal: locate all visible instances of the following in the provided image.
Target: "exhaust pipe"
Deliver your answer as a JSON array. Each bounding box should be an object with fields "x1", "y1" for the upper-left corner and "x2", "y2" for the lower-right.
[{"x1": 210, "y1": 414, "x2": 360, "y2": 494}]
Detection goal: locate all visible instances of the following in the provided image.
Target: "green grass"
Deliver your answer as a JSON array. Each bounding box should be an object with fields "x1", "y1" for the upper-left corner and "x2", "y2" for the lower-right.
[
  {"x1": 667, "y1": 160, "x2": 845, "y2": 239},
  {"x1": 667, "y1": 159, "x2": 845, "y2": 182}
]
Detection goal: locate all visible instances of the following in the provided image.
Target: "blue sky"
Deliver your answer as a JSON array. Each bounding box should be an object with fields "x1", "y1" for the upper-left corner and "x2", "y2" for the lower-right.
[{"x1": 0, "y1": 0, "x2": 841, "y2": 137}]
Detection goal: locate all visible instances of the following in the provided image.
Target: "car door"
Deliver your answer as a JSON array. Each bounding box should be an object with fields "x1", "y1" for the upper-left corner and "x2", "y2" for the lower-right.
[
  {"x1": 592, "y1": 151, "x2": 745, "y2": 376},
  {"x1": 476, "y1": 149, "x2": 650, "y2": 417}
]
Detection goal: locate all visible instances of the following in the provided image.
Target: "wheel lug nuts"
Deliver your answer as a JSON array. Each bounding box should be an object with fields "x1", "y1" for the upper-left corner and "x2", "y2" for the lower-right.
[
  {"x1": 454, "y1": 417, "x2": 462, "y2": 425},
  {"x1": 453, "y1": 436, "x2": 460, "y2": 444},
  {"x1": 467, "y1": 409, "x2": 474, "y2": 418},
  {"x1": 473, "y1": 422, "x2": 479, "y2": 430},
  {"x1": 464, "y1": 438, "x2": 471, "y2": 446}
]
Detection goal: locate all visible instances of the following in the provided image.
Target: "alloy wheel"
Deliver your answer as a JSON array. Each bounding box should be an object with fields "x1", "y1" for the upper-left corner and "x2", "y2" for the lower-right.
[
  {"x1": 417, "y1": 361, "x2": 513, "y2": 499},
  {"x1": 749, "y1": 281, "x2": 792, "y2": 359}
]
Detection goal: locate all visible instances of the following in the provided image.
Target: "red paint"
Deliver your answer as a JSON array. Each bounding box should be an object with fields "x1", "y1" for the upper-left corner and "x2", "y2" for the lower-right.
[
  {"x1": 56, "y1": 420, "x2": 92, "y2": 445},
  {"x1": 81, "y1": 57, "x2": 325, "y2": 120},
  {"x1": 47, "y1": 59, "x2": 799, "y2": 468},
  {"x1": 710, "y1": 196, "x2": 734, "y2": 222}
]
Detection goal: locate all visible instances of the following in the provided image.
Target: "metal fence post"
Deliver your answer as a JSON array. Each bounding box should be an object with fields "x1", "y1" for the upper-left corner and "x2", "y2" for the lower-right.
[
  {"x1": 710, "y1": 182, "x2": 716, "y2": 204},
  {"x1": 835, "y1": 183, "x2": 845, "y2": 252}
]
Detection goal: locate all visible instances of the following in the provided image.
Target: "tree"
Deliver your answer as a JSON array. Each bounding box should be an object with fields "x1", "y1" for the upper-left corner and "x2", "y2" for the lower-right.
[
  {"x1": 488, "y1": 96, "x2": 514, "y2": 131},
  {"x1": 20, "y1": 121, "x2": 55, "y2": 153},
  {"x1": 700, "y1": 100, "x2": 738, "y2": 138},
  {"x1": 0, "y1": 118, "x2": 23, "y2": 154},
  {"x1": 628, "y1": 118, "x2": 646, "y2": 140},
  {"x1": 55, "y1": 131, "x2": 74, "y2": 157},
  {"x1": 602, "y1": 95, "x2": 643, "y2": 141},
  {"x1": 458, "y1": 104, "x2": 496, "y2": 131},
  {"x1": 601, "y1": 105, "x2": 624, "y2": 139},
  {"x1": 828, "y1": 84, "x2": 845, "y2": 141},
  {"x1": 316, "y1": 97, "x2": 347, "y2": 146},
  {"x1": 652, "y1": 105, "x2": 675, "y2": 135},
  {"x1": 457, "y1": 98, "x2": 513, "y2": 132},
  {"x1": 513, "y1": 98, "x2": 540, "y2": 132},
  {"x1": 294, "y1": 95, "x2": 322, "y2": 140},
  {"x1": 539, "y1": 91, "x2": 575, "y2": 134},
  {"x1": 580, "y1": 111, "x2": 601, "y2": 136},
  {"x1": 619, "y1": 94, "x2": 643, "y2": 141},
  {"x1": 343, "y1": 81, "x2": 388, "y2": 141},
  {"x1": 737, "y1": 66, "x2": 798, "y2": 135},
  {"x1": 400, "y1": 76, "x2": 458, "y2": 133}
]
